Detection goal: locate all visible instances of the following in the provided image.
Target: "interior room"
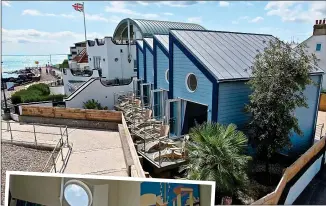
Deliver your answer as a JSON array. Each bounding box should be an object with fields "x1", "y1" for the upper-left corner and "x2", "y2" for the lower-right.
[{"x1": 7, "y1": 173, "x2": 214, "y2": 206}]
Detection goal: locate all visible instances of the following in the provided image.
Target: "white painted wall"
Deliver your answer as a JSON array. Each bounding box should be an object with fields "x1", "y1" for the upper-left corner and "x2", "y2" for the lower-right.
[
  {"x1": 10, "y1": 175, "x2": 61, "y2": 206},
  {"x1": 50, "y1": 86, "x2": 65, "y2": 95},
  {"x1": 65, "y1": 78, "x2": 133, "y2": 109},
  {"x1": 302, "y1": 35, "x2": 326, "y2": 88},
  {"x1": 87, "y1": 37, "x2": 137, "y2": 80},
  {"x1": 62, "y1": 69, "x2": 100, "y2": 96},
  {"x1": 200, "y1": 185, "x2": 213, "y2": 206},
  {"x1": 118, "y1": 181, "x2": 141, "y2": 206}
]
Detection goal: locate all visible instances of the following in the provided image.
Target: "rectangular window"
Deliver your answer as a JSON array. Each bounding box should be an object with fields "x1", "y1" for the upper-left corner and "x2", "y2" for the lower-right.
[
  {"x1": 93, "y1": 56, "x2": 101, "y2": 69},
  {"x1": 134, "y1": 59, "x2": 137, "y2": 68},
  {"x1": 316, "y1": 43, "x2": 322, "y2": 51}
]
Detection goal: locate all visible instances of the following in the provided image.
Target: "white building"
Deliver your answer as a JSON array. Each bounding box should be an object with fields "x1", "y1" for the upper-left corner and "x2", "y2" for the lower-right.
[
  {"x1": 68, "y1": 41, "x2": 86, "y2": 61},
  {"x1": 86, "y1": 37, "x2": 137, "y2": 80},
  {"x1": 62, "y1": 18, "x2": 205, "y2": 109},
  {"x1": 301, "y1": 19, "x2": 326, "y2": 88}
]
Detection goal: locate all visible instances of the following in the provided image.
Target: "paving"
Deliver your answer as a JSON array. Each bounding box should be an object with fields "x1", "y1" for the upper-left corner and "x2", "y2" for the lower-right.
[
  {"x1": 316, "y1": 111, "x2": 326, "y2": 141},
  {"x1": 1, "y1": 121, "x2": 129, "y2": 177}
]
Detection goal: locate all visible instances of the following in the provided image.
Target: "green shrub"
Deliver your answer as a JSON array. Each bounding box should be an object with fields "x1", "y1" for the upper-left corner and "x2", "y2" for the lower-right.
[
  {"x1": 46, "y1": 94, "x2": 66, "y2": 102},
  {"x1": 11, "y1": 94, "x2": 22, "y2": 104},
  {"x1": 83, "y1": 99, "x2": 103, "y2": 110},
  {"x1": 10, "y1": 83, "x2": 65, "y2": 104},
  {"x1": 28, "y1": 83, "x2": 50, "y2": 95}
]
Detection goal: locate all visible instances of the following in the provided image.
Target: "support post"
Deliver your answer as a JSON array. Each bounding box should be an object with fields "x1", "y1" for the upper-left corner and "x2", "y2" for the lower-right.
[
  {"x1": 8, "y1": 122, "x2": 13, "y2": 142},
  {"x1": 52, "y1": 154, "x2": 57, "y2": 173},
  {"x1": 33, "y1": 124, "x2": 37, "y2": 146}
]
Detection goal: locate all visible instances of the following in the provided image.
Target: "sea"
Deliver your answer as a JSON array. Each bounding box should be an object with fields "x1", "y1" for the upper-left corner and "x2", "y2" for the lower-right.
[{"x1": 1, "y1": 54, "x2": 67, "y2": 78}]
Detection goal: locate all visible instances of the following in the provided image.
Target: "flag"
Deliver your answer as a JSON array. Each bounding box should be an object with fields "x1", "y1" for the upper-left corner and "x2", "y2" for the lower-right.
[{"x1": 72, "y1": 3, "x2": 83, "y2": 12}]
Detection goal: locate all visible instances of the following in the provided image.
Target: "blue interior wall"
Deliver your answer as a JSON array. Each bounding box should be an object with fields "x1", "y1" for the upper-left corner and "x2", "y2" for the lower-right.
[
  {"x1": 156, "y1": 45, "x2": 169, "y2": 91},
  {"x1": 145, "y1": 46, "x2": 154, "y2": 83},
  {"x1": 218, "y1": 81, "x2": 252, "y2": 128},
  {"x1": 137, "y1": 47, "x2": 144, "y2": 80},
  {"x1": 171, "y1": 43, "x2": 213, "y2": 121}
]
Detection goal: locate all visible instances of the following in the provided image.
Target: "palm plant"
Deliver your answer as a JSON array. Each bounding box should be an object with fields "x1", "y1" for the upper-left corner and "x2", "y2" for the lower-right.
[
  {"x1": 82, "y1": 99, "x2": 103, "y2": 110},
  {"x1": 183, "y1": 122, "x2": 251, "y2": 198}
]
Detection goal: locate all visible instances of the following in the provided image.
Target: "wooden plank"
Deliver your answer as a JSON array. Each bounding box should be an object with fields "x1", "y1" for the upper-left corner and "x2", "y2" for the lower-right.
[{"x1": 85, "y1": 111, "x2": 122, "y2": 122}]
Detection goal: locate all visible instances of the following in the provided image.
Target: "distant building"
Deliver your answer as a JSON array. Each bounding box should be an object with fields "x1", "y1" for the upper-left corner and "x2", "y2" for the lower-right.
[
  {"x1": 67, "y1": 41, "x2": 87, "y2": 61},
  {"x1": 299, "y1": 19, "x2": 326, "y2": 88}
]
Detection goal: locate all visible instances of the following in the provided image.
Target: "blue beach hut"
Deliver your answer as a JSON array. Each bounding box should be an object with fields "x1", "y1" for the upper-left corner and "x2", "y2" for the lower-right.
[
  {"x1": 151, "y1": 35, "x2": 170, "y2": 120},
  {"x1": 168, "y1": 29, "x2": 323, "y2": 153}
]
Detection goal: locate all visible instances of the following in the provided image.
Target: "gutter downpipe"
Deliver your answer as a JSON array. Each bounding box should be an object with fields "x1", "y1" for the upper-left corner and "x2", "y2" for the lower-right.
[{"x1": 128, "y1": 19, "x2": 131, "y2": 63}]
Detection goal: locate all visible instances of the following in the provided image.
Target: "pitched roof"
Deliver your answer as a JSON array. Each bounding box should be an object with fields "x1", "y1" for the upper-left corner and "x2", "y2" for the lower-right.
[
  {"x1": 154, "y1": 35, "x2": 169, "y2": 52},
  {"x1": 144, "y1": 38, "x2": 154, "y2": 50},
  {"x1": 171, "y1": 30, "x2": 323, "y2": 81},
  {"x1": 113, "y1": 18, "x2": 206, "y2": 39}
]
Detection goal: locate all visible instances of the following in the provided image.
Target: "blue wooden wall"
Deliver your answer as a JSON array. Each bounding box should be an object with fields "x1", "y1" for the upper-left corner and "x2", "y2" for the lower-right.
[
  {"x1": 172, "y1": 43, "x2": 213, "y2": 121},
  {"x1": 137, "y1": 47, "x2": 144, "y2": 80},
  {"x1": 218, "y1": 81, "x2": 252, "y2": 128},
  {"x1": 156, "y1": 45, "x2": 169, "y2": 91},
  {"x1": 145, "y1": 47, "x2": 154, "y2": 83},
  {"x1": 217, "y1": 75, "x2": 321, "y2": 153},
  {"x1": 291, "y1": 75, "x2": 321, "y2": 153}
]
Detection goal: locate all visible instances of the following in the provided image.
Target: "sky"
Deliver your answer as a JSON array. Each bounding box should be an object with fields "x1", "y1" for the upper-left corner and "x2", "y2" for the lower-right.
[{"x1": 1, "y1": 1, "x2": 326, "y2": 55}]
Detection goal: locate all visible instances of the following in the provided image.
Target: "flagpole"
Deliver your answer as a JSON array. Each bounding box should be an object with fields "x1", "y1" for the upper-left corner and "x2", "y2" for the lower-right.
[{"x1": 82, "y1": 2, "x2": 87, "y2": 43}]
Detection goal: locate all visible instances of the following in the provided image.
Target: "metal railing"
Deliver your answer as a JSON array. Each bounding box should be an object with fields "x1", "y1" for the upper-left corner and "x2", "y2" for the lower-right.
[
  {"x1": 42, "y1": 126, "x2": 70, "y2": 173},
  {"x1": 1, "y1": 121, "x2": 71, "y2": 173}
]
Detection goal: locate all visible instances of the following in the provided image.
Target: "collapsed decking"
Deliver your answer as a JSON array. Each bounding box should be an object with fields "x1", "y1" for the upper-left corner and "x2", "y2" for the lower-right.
[{"x1": 167, "y1": 29, "x2": 323, "y2": 154}]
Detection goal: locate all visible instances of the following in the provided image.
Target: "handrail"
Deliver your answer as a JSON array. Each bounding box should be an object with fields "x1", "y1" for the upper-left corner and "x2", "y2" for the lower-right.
[{"x1": 1, "y1": 121, "x2": 70, "y2": 173}]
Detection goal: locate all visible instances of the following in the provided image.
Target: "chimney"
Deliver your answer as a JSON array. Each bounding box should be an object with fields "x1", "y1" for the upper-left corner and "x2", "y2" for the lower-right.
[{"x1": 313, "y1": 19, "x2": 326, "y2": 36}]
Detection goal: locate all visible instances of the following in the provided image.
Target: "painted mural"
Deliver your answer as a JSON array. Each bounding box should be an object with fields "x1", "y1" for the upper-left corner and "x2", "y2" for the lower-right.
[{"x1": 140, "y1": 182, "x2": 200, "y2": 206}]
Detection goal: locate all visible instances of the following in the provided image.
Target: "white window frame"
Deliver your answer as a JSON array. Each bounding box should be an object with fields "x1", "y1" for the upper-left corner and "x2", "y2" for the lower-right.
[
  {"x1": 165, "y1": 69, "x2": 169, "y2": 83},
  {"x1": 185, "y1": 73, "x2": 198, "y2": 93},
  {"x1": 63, "y1": 179, "x2": 93, "y2": 206}
]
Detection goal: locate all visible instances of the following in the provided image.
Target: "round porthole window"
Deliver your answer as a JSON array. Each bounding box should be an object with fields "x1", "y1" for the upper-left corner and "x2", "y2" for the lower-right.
[
  {"x1": 165, "y1": 69, "x2": 169, "y2": 83},
  {"x1": 186, "y1": 73, "x2": 197, "y2": 92},
  {"x1": 64, "y1": 180, "x2": 92, "y2": 206}
]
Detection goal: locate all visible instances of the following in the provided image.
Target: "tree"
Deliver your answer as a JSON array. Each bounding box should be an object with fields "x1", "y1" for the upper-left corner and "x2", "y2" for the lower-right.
[
  {"x1": 245, "y1": 39, "x2": 318, "y2": 175},
  {"x1": 59, "y1": 59, "x2": 69, "y2": 69},
  {"x1": 184, "y1": 122, "x2": 251, "y2": 198}
]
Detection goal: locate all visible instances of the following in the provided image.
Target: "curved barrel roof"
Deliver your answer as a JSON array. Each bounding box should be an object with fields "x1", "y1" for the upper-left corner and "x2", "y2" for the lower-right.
[{"x1": 113, "y1": 18, "x2": 206, "y2": 40}]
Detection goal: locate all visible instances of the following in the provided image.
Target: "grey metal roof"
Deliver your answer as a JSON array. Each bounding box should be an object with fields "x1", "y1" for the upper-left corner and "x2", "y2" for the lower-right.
[
  {"x1": 113, "y1": 18, "x2": 206, "y2": 39},
  {"x1": 154, "y1": 35, "x2": 169, "y2": 52},
  {"x1": 143, "y1": 38, "x2": 153, "y2": 50},
  {"x1": 171, "y1": 30, "x2": 323, "y2": 81},
  {"x1": 136, "y1": 40, "x2": 143, "y2": 50}
]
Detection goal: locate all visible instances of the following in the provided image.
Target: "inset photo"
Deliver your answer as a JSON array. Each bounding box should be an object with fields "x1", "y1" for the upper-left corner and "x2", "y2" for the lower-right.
[{"x1": 5, "y1": 171, "x2": 215, "y2": 206}]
